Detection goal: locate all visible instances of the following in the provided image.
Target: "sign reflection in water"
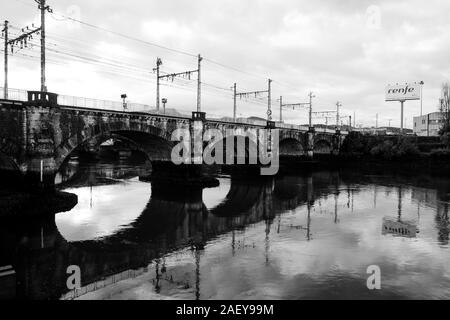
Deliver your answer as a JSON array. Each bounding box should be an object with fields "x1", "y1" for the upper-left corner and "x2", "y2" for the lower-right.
[{"x1": 0, "y1": 158, "x2": 449, "y2": 300}]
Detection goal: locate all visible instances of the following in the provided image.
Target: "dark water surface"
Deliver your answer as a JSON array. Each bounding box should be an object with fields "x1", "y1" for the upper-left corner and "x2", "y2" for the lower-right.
[{"x1": 1, "y1": 158, "x2": 450, "y2": 300}]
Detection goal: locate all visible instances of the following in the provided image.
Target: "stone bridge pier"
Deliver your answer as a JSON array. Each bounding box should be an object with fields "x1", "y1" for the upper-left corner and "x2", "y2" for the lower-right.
[{"x1": 0, "y1": 91, "x2": 346, "y2": 190}]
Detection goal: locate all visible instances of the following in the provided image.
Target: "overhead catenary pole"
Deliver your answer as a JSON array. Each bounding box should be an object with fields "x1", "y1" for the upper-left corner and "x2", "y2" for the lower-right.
[
  {"x1": 233, "y1": 83, "x2": 237, "y2": 121},
  {"x1": 400, "y1": 100, "x2": 405, "y2": 135},
  {"x1": 267, "y1": 79, "x2": 272, "y2": 121},
  {"x1": 279, "y1": 96, "x2": 283, "y2": 122},
  {"x1": 420, "y1": 81, "x2": 424, "y2": 116},
  {"x1": 234, "y1": 83, "x2": 271, "y2": 120},
  {"x1": 155, "y1": 57, "x2": 162, "y2": 111},
  {"x1": 3, "y1": 20, "x2": 8, "y2": 99},
  {"x1": 37, "y1": 0, "x2": 52, "y2": 92},
  {"x1": 280, "y1": 98, "x2": 311, "y2": 124},
  {"x1": 157, "y1": 55, "x2": 201, "y2": 113},
  {"x1": 336, "y1": 101, "x2": 342, "y2": 129},
  {"x1": 40, "y1": 0, "x2": 45, "y2": 92},
  {"x1": 197, "y1": 54, "x2": 202, "y2": 112},
  {"x1": 4, "y1": 20, "x2": 41, "y2": 97},
  {"x1": 308, "y1": 92, "x2": 315, "y2": 128}
]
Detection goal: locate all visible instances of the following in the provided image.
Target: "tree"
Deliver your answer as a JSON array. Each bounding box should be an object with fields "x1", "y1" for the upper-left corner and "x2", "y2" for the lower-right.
[{"x1": 439, "y1": 83, "x2": 450, "y2": 134}]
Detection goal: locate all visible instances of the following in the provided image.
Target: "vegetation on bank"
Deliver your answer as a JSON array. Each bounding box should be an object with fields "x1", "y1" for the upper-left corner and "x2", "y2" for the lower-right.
[
  {"x1": 439, "y1": 83, "x2": 450, "y2": 148},
  {"x1": 340, "y1": 132, "x2": 450, "y2": 161},
  {"x1": 339, "y1": 83, "x2": 450, "y2": 161},
  {"x1": 0, "y1": 189, "x2": 78, "y2": 218}
]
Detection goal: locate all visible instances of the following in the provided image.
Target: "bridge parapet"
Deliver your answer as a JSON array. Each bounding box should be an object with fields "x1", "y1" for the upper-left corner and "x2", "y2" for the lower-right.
[{"x1": 27, "y1": 91, "x2": 58, "y2": 106}]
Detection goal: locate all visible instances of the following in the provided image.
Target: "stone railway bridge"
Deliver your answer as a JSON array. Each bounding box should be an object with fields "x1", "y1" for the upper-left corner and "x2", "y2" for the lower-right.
[{"x1": 0, "y1": 91, "x2": 347, "y2": 188}]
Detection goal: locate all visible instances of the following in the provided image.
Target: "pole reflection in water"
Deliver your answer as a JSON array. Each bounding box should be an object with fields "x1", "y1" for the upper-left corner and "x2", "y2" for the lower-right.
[{"x1": 0, "y1": 158, "x2": 450, "y2": 300}]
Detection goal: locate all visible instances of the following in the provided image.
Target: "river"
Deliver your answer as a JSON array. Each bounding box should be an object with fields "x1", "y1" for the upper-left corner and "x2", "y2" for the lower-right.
[{"x1": 0, "y1": 157, "x2": 449, "y2": 300}]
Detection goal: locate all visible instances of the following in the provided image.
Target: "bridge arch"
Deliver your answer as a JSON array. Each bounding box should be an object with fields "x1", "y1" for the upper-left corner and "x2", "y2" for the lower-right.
[
  {"x1": 205, "y1": 133, "x2": 260, "y2": 165},
  {"x1": 313, "y1": 139, "x2": 333, "y2": 154},
  {"x1": 55, "y1": 123, "x2": 177, "y2": 171},
  {"x1": 279, "y1": 138, "x2": 305, "y2": 157},
  {"x1": 0, "y1": 151, "x2": 20, "y2": 172},
  {"x1": 313, "y1": 133, "x2": 334, "y2": 155}
]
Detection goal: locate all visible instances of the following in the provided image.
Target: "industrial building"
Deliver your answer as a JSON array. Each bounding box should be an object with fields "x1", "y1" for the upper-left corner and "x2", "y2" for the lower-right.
[{"x1": 413, "y1": 112, "x2": 444, "y2": 136}]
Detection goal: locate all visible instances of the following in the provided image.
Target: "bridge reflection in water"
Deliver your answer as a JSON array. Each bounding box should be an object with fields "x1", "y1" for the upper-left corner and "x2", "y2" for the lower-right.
[{"x1": 0, "y1": 160, "x2": 450, "y2": 300}]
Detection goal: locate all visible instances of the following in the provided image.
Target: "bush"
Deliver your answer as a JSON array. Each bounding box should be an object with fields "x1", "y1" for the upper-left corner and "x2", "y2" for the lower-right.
[
  {"x1": 340, "y1": 132, "x2": 365, "y2": 153},
  {"x1": 369, "y1": 138, "x2": 419, "y2": 160},
  {"x1": 397, "y1": 138, "x2": 420, "y2": 157},
  {"x1": 441, "y1": 132, "x2": 450, "y2": 148},
  {"x1": 430, "y1": 148, "x2": 450, "y2": 159},
  {"x1": 370, "y1": 141, "x2": 397, "y2": 160}
]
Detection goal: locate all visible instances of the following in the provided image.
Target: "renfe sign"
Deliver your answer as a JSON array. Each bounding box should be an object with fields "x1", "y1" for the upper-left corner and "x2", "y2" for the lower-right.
[{"x1": 385, "y1": 83, "x2": 421, "y2": 101}]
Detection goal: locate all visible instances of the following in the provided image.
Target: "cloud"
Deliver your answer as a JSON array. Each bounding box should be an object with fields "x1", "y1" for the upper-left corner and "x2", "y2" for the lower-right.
[{"x1": 2, "y1": 0, "x2": 449, "y2": 127}]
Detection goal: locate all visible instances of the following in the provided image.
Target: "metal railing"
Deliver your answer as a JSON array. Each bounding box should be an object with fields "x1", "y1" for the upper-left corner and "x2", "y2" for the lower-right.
[
  {"x1": 57, "y1": 94, "x2": 155, "y2": 113},
  {"x1": 0, "y1": 87, "x2": 345, "y2": 133},
  {"x1": 0, "y1": 87, "x2": 28, "y2": 101},
  {"x1": 206, "y1": 113, "x2": 269, "y2": 127},
  {"x1": 0, "y1": 87, "x2": 155, "y2": 113}
]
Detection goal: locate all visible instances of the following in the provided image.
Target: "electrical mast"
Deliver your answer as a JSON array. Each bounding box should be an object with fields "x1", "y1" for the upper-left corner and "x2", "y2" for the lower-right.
[
  {"x1": 157, "y1": 54, "x2": 203, "y2": 112},
  {"x1": 234, "y1": 79, "x2": 272, "y2": 121},
  {"x1": 308, "y1": 92, "x2": 315, "y2": 128},
  {"x1": 336, "y1": 101, "x2": 342, "y2": 129},
  {"x1": 2, "y1": 20, "x2": 8, "y2": 99},
  {"x1": 154, "y1": 57, "x2": 162, "y2": 111},
  {"x1": 279, "y1": 95, "x2": 311, "y2": 123},
  {"x1": 4, "y1": 20, "x2": 41, "y2": 97},
  {"x1": 36, "y1": 0, "x2": 53, "y2": 92}
]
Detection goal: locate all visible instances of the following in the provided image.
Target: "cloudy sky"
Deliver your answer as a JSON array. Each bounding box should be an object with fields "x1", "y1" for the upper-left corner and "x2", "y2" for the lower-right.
[{"x1": 2, "y1": 0, "x2": 450, "y2": 127}]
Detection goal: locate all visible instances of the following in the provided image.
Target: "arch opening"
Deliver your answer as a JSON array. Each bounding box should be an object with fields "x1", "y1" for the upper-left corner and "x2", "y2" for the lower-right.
[
  {"x1": 279, "y1": 138, "x2": 304, "y2": 157},
  {"x1": 314, "y1": 140, "x2": 332, "y2": 155}
]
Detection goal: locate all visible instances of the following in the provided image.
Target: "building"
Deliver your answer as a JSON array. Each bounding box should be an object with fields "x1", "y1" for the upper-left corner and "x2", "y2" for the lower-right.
[{"x1": 413, "y1": 112, "x2": 444, "y2": 136}]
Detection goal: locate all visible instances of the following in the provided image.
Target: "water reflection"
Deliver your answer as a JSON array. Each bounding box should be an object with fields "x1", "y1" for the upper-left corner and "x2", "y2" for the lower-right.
[{"x1": 0, "y1": 160, "x2": 449, "y2": 300}]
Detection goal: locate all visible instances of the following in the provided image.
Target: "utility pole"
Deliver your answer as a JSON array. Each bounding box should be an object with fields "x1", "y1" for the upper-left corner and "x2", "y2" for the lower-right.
[
  {"x1": 5, "y1": 22, "x2": 41, "y2": 95},
  {"x1": 308, "y1": 92, "x2": 315, "y2": 128},
  {"x1": 234, "y1": 82, "x2": 271, "y2": 121},
  {"x1": 420, "y1": 81, "x2": 424, "y2": 116},
  {"x1": 37, "y1": 0, "x2": 52, "y2": 92},
  {"x1": 157, "y1": 55, "x2": 202, "y2": 113},
  {"x1": 376, "y1": 113, "x2": 379, "y2": 129},
  {"x1": 279, "y1": 96, "x2": 283, "y2": 122},
  {"x1": 279, "y1": 98, "x2": 311, "y2": 124},
  {"x1": 400, "y1": 100, "x2": 405, "y2": 135},
  {"x1": 197, "y1": 54, "x2": 202, "y2": 112},
  {"x1": 2, "y1": 20, "x2": 8, "y2": 99},
  {"x1": 336, "y1": 101, "x2": 342, "y2": 129},
  {"x1": 154, "y1": 57, "x2": 162, "y2": 111},
  {"x1": 233, "y1": 83, "x2": 237, "y2": 121},
  {"x1": 267, "y1": 79, "x2": 272, "y2": 121},
  {"x1": 312, "y1": 111, "x2": 337, "y2": 127}
]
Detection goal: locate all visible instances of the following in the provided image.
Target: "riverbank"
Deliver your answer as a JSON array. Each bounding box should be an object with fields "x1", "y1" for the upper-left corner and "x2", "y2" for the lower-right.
[
  {"x1": 278, "y1": 150, "x2": 450, "y2": 177},
  {"x1": 333, "y1": 153, "x2": 450, "y2": 175},
  {"x1": 0, "y1": 189, "x2": 78, "y2": 219}
]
